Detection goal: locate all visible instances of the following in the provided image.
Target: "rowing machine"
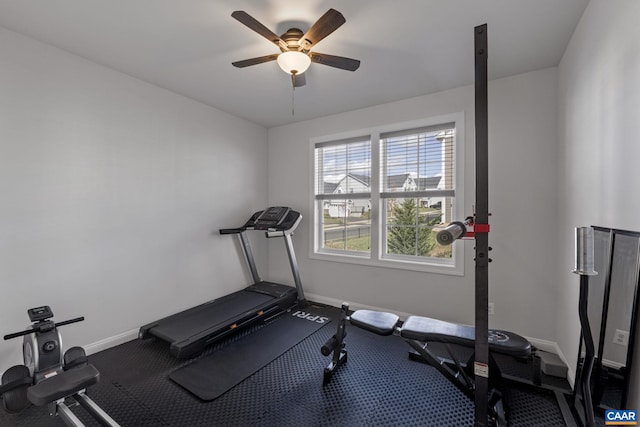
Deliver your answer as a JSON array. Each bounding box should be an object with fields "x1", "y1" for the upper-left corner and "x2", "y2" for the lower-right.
[{"x1": 1, "y1": 306, "x2": 119, "y2": 426}]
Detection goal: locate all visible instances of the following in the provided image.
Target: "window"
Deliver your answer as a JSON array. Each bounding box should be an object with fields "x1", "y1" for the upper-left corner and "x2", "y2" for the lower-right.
[
  {"x1": 381, "y1": 124, "x2": 456, "y2": 261},
  {"x1": 314, "y1": 136, "x2": 371, "y2": 253},
  {"x1": 312, "y1": 114, "x2": 464, "y2": 275}
]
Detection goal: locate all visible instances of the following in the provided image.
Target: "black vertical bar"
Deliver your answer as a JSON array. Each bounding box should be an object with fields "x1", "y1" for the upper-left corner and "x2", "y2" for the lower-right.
[
  {"x1": 474, "y1": 23, "x2": 490, "y2": 427},
  {"x1": 578, "y1": 275, "x2": 596, "y2": 427},
  {"x1": 592, "y1": 230, "x2": 614, "y2": 409},
  {"x1": 623, "y1": 237, "x2": 640, "y2": 409}
]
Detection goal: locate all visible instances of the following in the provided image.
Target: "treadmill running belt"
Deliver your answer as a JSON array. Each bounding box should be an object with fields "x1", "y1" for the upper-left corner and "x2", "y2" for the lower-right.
[
  {"x1": 169, "y1": 307, "x2": 332, "y2": 400},
  {"x1": 147, "y1": 291, "x2": 274, "y2": 341}
]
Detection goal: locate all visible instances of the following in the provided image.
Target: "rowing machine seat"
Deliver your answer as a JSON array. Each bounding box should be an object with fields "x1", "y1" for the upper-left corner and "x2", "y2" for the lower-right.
[{"x1": 27, "y1": 364, "x2": 100, "y2": 407}]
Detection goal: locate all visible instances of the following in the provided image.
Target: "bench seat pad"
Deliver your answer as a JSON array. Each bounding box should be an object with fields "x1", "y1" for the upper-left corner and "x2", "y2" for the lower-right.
[
  {"x1": 350, "y1": 310, "x2": 399, "y2": 336},
  {"x1": 401, "y1": 316, "x2": 531, "y2": 358}
]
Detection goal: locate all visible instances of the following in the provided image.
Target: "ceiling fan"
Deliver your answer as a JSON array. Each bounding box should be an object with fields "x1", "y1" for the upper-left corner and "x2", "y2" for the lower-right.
[{"x1": 231, "y1": 9, "x2": 360, "y2": 87}]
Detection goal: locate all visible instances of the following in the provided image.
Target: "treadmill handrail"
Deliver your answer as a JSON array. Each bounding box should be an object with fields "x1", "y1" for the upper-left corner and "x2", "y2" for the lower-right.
[{"x1": 264, "y1": 213, "x2": 302, "y2": 237}]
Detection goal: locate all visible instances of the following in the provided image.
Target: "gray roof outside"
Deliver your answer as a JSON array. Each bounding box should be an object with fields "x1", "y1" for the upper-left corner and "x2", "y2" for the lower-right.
[
  {"x1": 416, "y1": 176, "x2": 441, "y2": 189},
  {"x1": 386, "y1": 173, "x2": 412, "y2": 189},
  {"x1": 323, "y1": 174, "x2": 441, "y2": 193}
]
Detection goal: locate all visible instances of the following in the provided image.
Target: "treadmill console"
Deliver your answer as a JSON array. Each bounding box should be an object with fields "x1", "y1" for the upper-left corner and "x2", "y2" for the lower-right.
[
  {"x1": 219, "y1": 207, "x2": 301, "y2": 235},
  {"x1": 254, "y1": 206, "x2": 291, "y2": 230}
]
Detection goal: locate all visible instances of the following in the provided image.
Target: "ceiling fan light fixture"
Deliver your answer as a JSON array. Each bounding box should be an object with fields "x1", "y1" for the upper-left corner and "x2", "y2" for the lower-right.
[{"x1": 277, "y1": 51, "x2": 311, "y2": 75}]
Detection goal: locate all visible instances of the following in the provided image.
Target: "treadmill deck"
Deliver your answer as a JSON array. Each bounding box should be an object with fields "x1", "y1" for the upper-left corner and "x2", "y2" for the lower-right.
[{"x1": 139, "y1": 281, "x2": 297, "y2": 358}]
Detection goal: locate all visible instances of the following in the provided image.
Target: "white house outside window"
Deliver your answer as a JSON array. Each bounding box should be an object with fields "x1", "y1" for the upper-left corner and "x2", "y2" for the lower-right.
[{"x1": 311, "y1": 114, "x2": 464, "y2": 275}]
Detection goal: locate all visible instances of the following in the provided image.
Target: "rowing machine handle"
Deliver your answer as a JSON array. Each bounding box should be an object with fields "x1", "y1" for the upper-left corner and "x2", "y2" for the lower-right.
[
  {"x1": 55, "y1": 317, "x2": 85, "y2": 328},
  {"x1": 3, "y1": 316, "x2": 85, "y2": 341}
]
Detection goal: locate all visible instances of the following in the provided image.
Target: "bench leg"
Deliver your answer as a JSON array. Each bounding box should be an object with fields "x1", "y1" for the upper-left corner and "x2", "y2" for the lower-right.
[
  {"x1": 405, "y1": 339, "x2": 475, "y2": 399},
  {"x1": 321, "y1": 303, "x2": 349, "y2": 385},
  {"x1": 406, "y1": 341, "x2": 510, "y2": 427},
  {"x1": 489, "y1": 390, "x2": 507, "y2": 427}
]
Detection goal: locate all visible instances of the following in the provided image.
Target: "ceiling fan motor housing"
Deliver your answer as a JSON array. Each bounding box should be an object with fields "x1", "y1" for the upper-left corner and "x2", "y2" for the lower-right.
[{"x1": 280, "y1": 28, "x2": 305, "y2": 52}]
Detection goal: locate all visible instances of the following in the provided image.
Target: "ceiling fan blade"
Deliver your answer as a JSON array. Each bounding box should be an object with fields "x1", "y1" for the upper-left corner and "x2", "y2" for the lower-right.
[
  {"x1": 298, "y1": 9, "x2": 346, "y2": 51},
  {"x1": 231, "y1": 11, "x2": 288, "y2": 51},
  {"x1": 309, "y1": 52, "x2": 360, "y2": 71},
  {"x1": 232, "y1": 53, "x2": 279, "y2": 68},
  {"x1": 293, "y1": 73, "x2": 306, "y2": 87}
]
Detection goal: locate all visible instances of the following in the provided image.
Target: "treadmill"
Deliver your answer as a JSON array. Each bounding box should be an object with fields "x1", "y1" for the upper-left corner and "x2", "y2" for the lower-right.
[{"x1": 139, "y1": 207, "x2": 307, "y2": 359}]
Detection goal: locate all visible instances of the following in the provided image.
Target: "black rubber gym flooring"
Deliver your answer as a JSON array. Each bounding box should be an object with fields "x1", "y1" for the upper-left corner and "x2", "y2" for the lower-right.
[{"x1": 0, "y1": 303, "x2": 597, "y2": 426}]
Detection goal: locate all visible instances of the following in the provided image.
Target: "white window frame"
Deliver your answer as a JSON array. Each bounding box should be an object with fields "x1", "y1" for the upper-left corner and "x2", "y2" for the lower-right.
[{"x1": 309, "y1": 113, "x2": 465, "y2": 276}]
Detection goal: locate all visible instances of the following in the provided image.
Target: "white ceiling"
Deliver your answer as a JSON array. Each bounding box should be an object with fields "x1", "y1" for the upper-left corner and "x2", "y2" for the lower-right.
[{"x1": 0, "y1": 0, "x2": 589, "y2": 128}]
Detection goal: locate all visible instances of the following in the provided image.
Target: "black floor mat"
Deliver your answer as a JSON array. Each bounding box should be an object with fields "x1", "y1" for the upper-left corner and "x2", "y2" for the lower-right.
[
  {"x1": 169, "y1": 306, "x2": 333, "y2": 400},
  {"x1": 0, "y1": 303, "x2": 591, "y2": 426}
]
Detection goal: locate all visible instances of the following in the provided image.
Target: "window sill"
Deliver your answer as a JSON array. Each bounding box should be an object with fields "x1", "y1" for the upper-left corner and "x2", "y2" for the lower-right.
[{"x1": 310, "y1": 250, "x2": 464, "y2": 276}]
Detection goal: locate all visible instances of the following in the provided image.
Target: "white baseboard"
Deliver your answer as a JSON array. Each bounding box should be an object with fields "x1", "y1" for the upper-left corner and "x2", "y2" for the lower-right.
[
  {"x1": 84, "y1": 328, "x2": 138, "y2": 356},
  {"x1": 527, "y1": 337, "x2": 575, "y2": 388},
  {"x1": 602, "y1": 358, "x2": 625, "y2": 370},
  {"x1": 557, "y1": 345, "x2": 576, "y2": 389}
]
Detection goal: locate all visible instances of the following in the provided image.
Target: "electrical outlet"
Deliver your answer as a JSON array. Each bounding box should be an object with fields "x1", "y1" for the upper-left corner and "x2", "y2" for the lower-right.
[
  {"x1": 488, "y1": 302, "x2": 495, "y2": 315},
  {"x1": 613, "y1": 329, "x2": 629, "y2": 346}
]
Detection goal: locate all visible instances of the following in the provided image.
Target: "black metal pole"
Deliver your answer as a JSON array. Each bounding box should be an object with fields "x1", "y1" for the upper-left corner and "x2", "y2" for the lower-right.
[
  {"x1": 474, "y1": 23, "x2": 490, "y2": 427},
  {"x1": 578, "y1": 275, "x2": 596, "y2": 427}
]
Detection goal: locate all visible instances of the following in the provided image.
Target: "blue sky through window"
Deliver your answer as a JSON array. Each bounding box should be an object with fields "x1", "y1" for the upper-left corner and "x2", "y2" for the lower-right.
[{"x1": 319, "y1": 132, "x2": 446, "y2": 186}]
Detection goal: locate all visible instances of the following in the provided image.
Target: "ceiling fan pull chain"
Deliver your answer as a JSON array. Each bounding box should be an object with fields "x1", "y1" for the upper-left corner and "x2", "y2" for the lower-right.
[{"x1": 291, "y1": 74, "x2": 296, "y2": 116}]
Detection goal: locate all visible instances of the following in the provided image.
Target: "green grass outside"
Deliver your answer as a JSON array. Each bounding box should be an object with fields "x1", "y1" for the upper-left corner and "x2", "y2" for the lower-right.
[
  {"x1": 324, "y1": 235, "x2": 371, "y2": 251},
  {"x1": 324, "y1": 234, "x2": 453, "y2": 257}
]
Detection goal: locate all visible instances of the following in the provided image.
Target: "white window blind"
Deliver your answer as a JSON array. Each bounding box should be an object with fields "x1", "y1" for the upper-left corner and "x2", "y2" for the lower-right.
[
  {"x1": 315, "y1": 137, "x2": 371, "y2": 199},
  {"x1": 380, "y1": 123, "x2": 455, "y2": 199}
]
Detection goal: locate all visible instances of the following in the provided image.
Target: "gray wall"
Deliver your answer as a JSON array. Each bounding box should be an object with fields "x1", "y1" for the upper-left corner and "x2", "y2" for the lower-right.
[
  {"x1": 267, "y1": 67, "x2": 559, "y2": 344},
  {"x1": 0, "y1": 27, "x2": 268, "y2": 370},
  {"x1": 557, "y1": 0, "x2": 640, "y2": 408}
]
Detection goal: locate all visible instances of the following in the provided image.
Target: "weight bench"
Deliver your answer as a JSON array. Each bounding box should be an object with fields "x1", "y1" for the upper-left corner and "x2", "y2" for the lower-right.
[{"x1": 321, "y1": 304, "x2": 536, "y2": 427}]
